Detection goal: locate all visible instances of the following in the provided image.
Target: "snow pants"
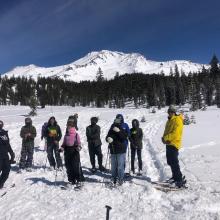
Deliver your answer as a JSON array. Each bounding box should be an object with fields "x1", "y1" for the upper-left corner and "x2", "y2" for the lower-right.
[
  {"x1": 88, "y1": 144, "x2": 103, "y2": 168},
  {"x1": 0, "y1": 158, "x2": 10, "y2": 188},
  {"x1": 19, "y1": 141, "x2": 34, "y2": 169},
  {"x1": 131, "y1": 148, "x2": 142, "y2": 171},
  {"x1": 64, "y1": 148, "x2": 81, "y2": 183},
  {"x1": 166, "y1": 145, "x2": 183, "y2": 182}
]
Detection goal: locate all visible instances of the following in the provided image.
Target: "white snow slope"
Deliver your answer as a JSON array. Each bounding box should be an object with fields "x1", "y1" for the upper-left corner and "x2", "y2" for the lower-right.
[
  {"x1": 0, "y1": 106, "x2": 220, "y2": 220},
  {"x1": 2, "y1": 50, "x2": 208, "y2": 82}
]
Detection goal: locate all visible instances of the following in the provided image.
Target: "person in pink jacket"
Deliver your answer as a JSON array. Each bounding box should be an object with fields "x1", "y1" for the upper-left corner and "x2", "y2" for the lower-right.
[{"x1": 60, "y1": 119, "x2": 82, "y2": 185}]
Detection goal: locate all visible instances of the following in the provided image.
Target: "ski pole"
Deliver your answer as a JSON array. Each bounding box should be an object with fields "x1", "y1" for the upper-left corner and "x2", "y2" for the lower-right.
[
  {"x1": 102, "y1": 148, "x2": 110, "y2": 185},
  {"x1": 105, "y1": 205, "x2": 112, "y2": 220},
  {"x1": 127, "y1": 144, "x2": 131, "y2": 175}
]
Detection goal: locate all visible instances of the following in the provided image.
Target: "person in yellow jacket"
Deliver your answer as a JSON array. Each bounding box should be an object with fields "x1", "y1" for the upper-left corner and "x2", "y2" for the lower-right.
[{"x1": 162, "y1": 105, "x2": 186, "y2": 188}]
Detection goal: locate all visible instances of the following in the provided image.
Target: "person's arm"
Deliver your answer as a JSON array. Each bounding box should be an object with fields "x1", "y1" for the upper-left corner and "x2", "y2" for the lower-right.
[
  {"x1": 139, "y1": 128, "x2": 143, "y2": 141},
  {"x1": 6, "y1": 132, "x2": 15, "y2": 162},
  {"x1": 117, "y1": 126, "x2": 128, "y2": 141},
  {"x1": 56, "y1": 126, "x2": 62, "y2": 142},
  {"x1": 30, "y1": 126, "x2": 37, "y2": 139},
  {"x1": 20, "y1": 127, "x2": 25, "y2": 139},
  {"x1": 163, "y1": 118, "x2": 182, "y2": 143}
]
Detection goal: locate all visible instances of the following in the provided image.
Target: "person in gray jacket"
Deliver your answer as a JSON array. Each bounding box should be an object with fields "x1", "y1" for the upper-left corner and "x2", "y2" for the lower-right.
[{"x1": 86, "y1": 117, "x2": 105, "y2": 173}]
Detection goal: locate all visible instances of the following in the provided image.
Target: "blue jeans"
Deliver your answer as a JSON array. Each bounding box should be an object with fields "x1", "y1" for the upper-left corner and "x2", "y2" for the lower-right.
[{"x1": 111, "y1": 153, "x2": 126, "y2": 181}]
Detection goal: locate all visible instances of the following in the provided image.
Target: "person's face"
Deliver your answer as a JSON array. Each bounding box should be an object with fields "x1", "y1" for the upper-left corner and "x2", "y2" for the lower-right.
[
  {"x1": 168, "y1": 110, "x2": 175, "y2": 117},
  {"x1": 0, "y1": 121, "x2": 3, "y2": 129},
  {"x1": 50, "y1": 118, "x2": 55, "y2": 125}
]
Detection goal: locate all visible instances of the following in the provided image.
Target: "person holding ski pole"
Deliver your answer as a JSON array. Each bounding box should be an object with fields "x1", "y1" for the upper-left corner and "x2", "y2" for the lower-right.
[
  {"x1": 129, "y1": 119, "x2": 143, "y2": 175},
  {"x1": 162, "y1": 105, "x2": 186, "y2": 188},
  {"x1": 86, "y1": 117, "x2": 106, "y2": 173},
  {"x1": 45, "y1": 116, "x2": 62, "y2": 170},
  {"x1": 106, "y1": 117, "x2": 128, "y2": 185},
  {"x1": 0, "y1": 120, "x2": 15, "y2": 189},
  {"x1": 19, "y1": 117, "x2": 36, "y2": 171},
  {"x1": 59, "y1": 119, "x2": 82, "y2": 185}
]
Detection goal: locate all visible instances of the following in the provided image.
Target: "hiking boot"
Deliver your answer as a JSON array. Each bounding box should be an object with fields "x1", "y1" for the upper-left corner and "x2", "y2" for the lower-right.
[
  {"x1": 118, "y1": 179, "x2": 124, "y2": 186},
  {"x1": 91, "y1": 167, "x2": 97, "y2": 173},
  {"x1": 99, "y1": 166, "x2": 107, "y2": 172}
]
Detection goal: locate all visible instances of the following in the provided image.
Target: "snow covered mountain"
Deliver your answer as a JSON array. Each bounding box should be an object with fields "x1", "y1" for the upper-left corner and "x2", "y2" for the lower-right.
[{"x1": 2, "y1": 50, "x2": 208, "y2": 82}]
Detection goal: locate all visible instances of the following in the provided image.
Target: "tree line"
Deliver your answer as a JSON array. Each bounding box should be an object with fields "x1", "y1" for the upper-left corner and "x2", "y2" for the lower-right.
[{"x1": 0, "y1": 55, "x2": 220, "y2": 110}]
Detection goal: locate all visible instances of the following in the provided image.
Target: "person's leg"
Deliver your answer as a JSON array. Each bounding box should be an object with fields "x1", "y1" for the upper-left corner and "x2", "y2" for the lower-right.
[
  {"x1": 95, "y1": 145, "x2": 103, "y2": 169},
  {"x1": 117, "y1": 153, "x2": 126, "y2": 182},
  {"x1": 19, "y1": 144, "x2": 27, "y2": 169},
  {"x1": 88, "y1": 143, "x2": 96, "y2": 168},
  {"x1": 130, "y1": 148, "x2": 135, "y2": 173},
  {"x1": 26, "y1": 142, "x2": 34, "y2": 168},
  {"x1": 54, "y1": 143, "x2": 62, "y2": 168},
  {"x1": 167, "y1": 145, "x2": 182, "y2": 182},
  {"x1": 0, "y1": 159, "x2": 11, "y2": 188},
  {"x1": 64, "y1": 150, "x2": 74, "y2": 183},
  {"x1": 47, "y1": 144, "x2": 56, "y2": 168},
  {"x1": 137, "y1": 149, "x2": 143, "y2": 171},
  {"x1": 166, "y1": 145, "x2": 173, "y2": 178},
  {"x1": 72, "y1": 151, "x2": 80, "y2": 182}
]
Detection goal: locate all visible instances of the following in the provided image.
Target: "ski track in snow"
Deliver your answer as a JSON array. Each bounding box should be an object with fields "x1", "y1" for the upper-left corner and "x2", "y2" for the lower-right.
[{"x1": 0, "y1": 106, "x2": 220, "y2": 220}]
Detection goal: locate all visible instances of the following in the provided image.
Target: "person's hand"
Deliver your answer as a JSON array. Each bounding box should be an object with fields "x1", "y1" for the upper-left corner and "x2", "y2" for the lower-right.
[
  {"x1": 113, "y1": 127, "x2": 120, "y2": 132},
  {"x1": 107, "y1": 137, "x2": 113, "y2": 143},
  {"x1": 161, "y1": 137, "x2": 166, "y2": 144},
  {"x1": 54, "y1": 141, "x2": 59, "y2": 145},
  {"x1": 58, "y1": 147, "x2": 64, "y2": 153},
  {"x1": 10, "y1": 159, "x2": 16, "y2": 164}
]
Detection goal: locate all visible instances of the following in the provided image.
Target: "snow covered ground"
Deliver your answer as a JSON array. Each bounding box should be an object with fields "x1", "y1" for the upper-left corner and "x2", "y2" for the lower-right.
[{"x1": 0, "y1": 105, "x2": 220, "y2": 220}]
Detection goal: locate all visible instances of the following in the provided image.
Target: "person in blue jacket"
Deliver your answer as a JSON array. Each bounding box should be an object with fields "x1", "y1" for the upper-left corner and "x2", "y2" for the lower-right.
[{"x1": 115, "y1": 114, "x2": 130, "y2": 149}]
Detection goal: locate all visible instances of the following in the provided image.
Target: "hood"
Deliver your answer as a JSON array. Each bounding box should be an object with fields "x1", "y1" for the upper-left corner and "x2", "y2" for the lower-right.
[
  {"x1": 116, "y1": 114, "x2": 124, "y2": 123},
  {"x1": 132, "y1": 119, "x2": 139, "y2": 128}
]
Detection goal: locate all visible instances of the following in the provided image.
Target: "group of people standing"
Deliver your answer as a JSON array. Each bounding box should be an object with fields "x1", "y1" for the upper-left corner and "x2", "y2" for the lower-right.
[{"x1": 0, "y1": 105, "x2": 186, "y2": 189}]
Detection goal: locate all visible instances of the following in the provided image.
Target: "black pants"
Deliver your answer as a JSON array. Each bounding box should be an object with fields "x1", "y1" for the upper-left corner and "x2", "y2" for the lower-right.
[
  {"x1": 131, "y1": 148, "x2": 142, "y2": 171},
  {"x1": 19, "y1": 142, "x2": 34, "y2": 169},
  {"x1": 47, "y1": 142, "x2": 62, "y2": 168},
  {"x1": 166, "y1": 145, "x2": 182, "y2": 182},
  {"x1": 88, "y1": 144, "x2": 103, "y2": 168},
  {"x1": 64, "y1": 148, "x2": 81, "y2": 183},
  {"x1": 0, "y1": 158, "x2": 11, "y2": 188}
]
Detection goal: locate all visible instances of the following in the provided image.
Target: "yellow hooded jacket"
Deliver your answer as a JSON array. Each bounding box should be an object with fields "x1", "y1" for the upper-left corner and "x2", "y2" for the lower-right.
[{"x1": 163, "y1": 114, "x2": 183, "y2": 150}]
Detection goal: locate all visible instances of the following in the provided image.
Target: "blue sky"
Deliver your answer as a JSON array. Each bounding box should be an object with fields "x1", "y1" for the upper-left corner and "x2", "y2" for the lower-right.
[{"x1": 0, "y1": 0, "x2": 219, "y2": 74}]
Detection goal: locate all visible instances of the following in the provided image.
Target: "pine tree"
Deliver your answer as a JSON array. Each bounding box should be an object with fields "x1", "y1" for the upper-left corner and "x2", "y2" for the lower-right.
[
  {"x1": 96, "y1": 67, "x2": 104, "y2": 81},
  {"x1": 216, "y1": 76, "x2": 220, "y2": 108},
  {"x1": 28, "y1": 96, "x2": 38, "y2": 116},
  {"x1": 210, "y1": 54, "x2": 219, "y2": 78}
]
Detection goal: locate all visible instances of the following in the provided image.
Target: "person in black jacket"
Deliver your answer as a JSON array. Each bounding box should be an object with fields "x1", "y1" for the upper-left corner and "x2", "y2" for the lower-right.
[
  {"x1": 106, "y1": 118, "x2": 128, "y2": 185},
  {"x1": 45, "y1": 117, "x2": 62, "y2": 170},
  {"x1": 0, "y1": 120, "x2": 15, "y2": 189},
  {"x1": 129, "y1": 119, "x2": 143, "y2": 175},
  {"x1": 86, "y1": 117, "x2": 105, "y2": 172}
]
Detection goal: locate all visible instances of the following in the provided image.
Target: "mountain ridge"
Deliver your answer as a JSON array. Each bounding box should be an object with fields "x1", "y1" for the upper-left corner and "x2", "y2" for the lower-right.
[{"x1": 2, "y1": 50, "x2": 209, "y2": 82}]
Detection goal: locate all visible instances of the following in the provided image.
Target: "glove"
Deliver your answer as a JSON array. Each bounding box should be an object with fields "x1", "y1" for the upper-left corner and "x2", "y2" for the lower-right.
[
  {"x1": 113, "y1": 127, "x2": 120, "y2": 132},
  {"x1": 58, "y1": 147, "x2": 64, "y2": 153},
  {"x1": 10, "y1": 160, "x2": 16, "y2": 164},
  {"x1": 76, "y1": 146, "x2": 82, "y2": 152},
  {"x1": 162, "y1": 137, "x2": 170, "y2": 145},
  {"x1": 107, "y1": 137, "x2": 113, "y2": 143}
]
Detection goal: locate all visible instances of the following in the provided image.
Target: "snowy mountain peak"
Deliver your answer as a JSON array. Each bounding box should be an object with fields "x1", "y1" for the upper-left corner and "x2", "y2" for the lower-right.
[{"x1": 2, "y1": 50, "x2": 209, "y2": 82}]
